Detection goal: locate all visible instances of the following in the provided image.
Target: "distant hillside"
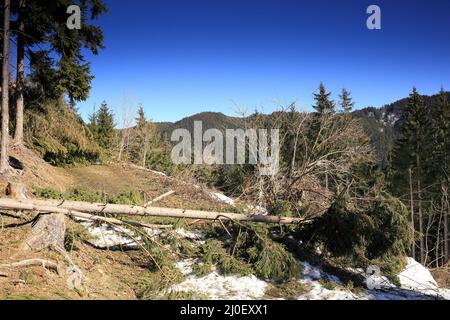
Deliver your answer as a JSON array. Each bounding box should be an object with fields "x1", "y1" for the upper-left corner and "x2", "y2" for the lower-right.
[
  {"x1": 156, "y1": 112, "x2": 243, "y2": 140},
  {"x1": 154, "y1": 92, "x2": 450, "y2": 167}
]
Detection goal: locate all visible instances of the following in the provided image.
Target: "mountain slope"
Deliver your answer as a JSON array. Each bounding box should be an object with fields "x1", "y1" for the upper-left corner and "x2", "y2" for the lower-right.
[{"x1": 155, "y1": 92, "x2": 450, "y2": 166}]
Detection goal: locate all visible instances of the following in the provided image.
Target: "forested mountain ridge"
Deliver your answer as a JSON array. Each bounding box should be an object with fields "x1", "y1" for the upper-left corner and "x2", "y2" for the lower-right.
[
  {"x1": 353, "y1": 91, "x2": 450, "y2": 165},
  {"x1": 155, "y1": 91, "x2": 450, "y2": 166}
]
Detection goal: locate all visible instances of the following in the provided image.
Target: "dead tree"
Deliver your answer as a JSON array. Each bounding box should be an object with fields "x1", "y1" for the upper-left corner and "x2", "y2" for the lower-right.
[{"x1": 0, "y1": 198, "x2": 307, "y2": 225}]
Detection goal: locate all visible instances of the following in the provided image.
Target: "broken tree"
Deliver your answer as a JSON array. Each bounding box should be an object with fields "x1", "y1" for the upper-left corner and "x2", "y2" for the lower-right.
[{"x1": 0, "y1": 198, "x2": 307, "y2": 225}]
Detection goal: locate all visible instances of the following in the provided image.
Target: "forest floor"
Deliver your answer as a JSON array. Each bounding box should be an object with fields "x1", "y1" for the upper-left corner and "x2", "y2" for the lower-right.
[{"x1": 0, "y1": 146, "x2": 449, "y2": 300}]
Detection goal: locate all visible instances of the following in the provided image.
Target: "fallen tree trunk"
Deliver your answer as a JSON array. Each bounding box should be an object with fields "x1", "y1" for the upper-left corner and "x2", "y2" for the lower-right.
[
  {"x1": 0, "y1": 199, "x2": 172, "y2": 229},
  {"x1": 0, "y1": 198, "x2": 306, "y2": 224}
]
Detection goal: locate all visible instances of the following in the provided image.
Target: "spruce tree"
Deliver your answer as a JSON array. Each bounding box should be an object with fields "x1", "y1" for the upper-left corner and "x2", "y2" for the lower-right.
[
  {"x1": 94, "y1": 101, "x2": 116, "y2": 149},
  {"x1": 313, "y1": 83, "x2": 335, "y2": 114},
  {"x1": 339, "y1": 88, "x2": 354, "y2": 112},
  {"x1": 10, "y1": 0, "x2": 107, "y2": 144},
  {"x1": 430, "y1": 88, "x2": 450, "y2": 184},
  {"x1": 430, "y1": 88, "x2": 450, "y2": 262},
  {"x1": 391, "y1": 87, "x2": 431, "y2": 263},
  {"x1": 134, "y1": 105, "x2": 150, "y2": 167}
]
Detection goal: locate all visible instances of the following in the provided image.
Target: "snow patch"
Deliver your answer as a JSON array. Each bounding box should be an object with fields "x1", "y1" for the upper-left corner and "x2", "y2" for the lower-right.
[
  {"x1": 175, "y1": 228, "x2": 205, "y2": 241},
  {"x1": 209, "y1": 192, "x2": 235, "y2": 206},
  {"x1": 79, "y1": 221, "x2": 141, "y2": 250},
  {"x1": 174, "y1": 260, "x2": 267, "y2": 300},
  {"x1": 398, "y1": 257, "x2": 439, "y2": 295}
]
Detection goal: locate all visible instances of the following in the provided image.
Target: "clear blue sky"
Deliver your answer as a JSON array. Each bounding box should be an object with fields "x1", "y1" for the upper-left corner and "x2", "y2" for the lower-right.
[{"x1": 76, "y1": 0, "x2": 450, "y2": 124}]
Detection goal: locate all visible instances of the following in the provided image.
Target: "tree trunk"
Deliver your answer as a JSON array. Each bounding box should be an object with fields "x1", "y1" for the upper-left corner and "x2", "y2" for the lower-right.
[
  {"x1": 0, "y1": 0, "x2": 10, "y2": 173},
  {"x1": 409, "y1": 168, "x2": 416, "y2": 260},
  {"x1": 14, "y1": 0, "x2": 25, "y2": 145},
  {"x1": 444, "y1": 187, "x2": 449, "y2": 262},
  {"x1": 142, "y1": 147, "x2": 147, "y2": 168},
  {"x1": 416, "y1": 155, "x2": 425, "y2": 264},
  {"x1": 0, "y1": 198, "x2": 307, "y2": 225}
]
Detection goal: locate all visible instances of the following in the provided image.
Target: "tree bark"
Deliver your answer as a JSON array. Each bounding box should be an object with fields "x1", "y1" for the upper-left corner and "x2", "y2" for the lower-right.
[
  {"x1": 14, "y1": 0, "x2": 25, "y2": 145},
  {"x1": 444, "y1": 187, "x2": 449, "y2": 262},
  {"x1": 0, "y1": 198, "x2": 307, "y2": 225},
  {"x1": 22, "y1": 213, "x2": 66, "y2": 252},
  {"x1": 0, "y1": 199, "x2": 172, "y2": 229},
  {"x1": 409, "y1": 168, "x2": 415, "y2": 260},
  {"x1": 0, "y1": 0, "x2": 11, "y2": 173},
  {"x1": 416, "y1": 155, "x2": 425, "y2": 264}
]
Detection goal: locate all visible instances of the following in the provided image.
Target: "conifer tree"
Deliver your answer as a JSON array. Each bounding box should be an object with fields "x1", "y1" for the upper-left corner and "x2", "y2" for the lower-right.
[
  {"x1": 93, "y1": 101, "x2": 116, "y2": 149},
  {"x1": 391, "y1": 87, "x2": 430, "y2": 263},
  {"x1": 11, "y1": 0, "x2": 107, "y2": 144},
  {"x1": 134, "y1": 105, "x2": 151, "y2": 168},
  {"x1": 313, "y1": 83, "x2": 335, "y2": 114},
  {"x1": 430, "y1": 88, "x2": 450, "y2": 184},
  {"x1": 430, "y1": 88, "x2": 450, "y2": 261},
  {"x1": 338, "y1": 88, "x2": 354, "y2": 112}
]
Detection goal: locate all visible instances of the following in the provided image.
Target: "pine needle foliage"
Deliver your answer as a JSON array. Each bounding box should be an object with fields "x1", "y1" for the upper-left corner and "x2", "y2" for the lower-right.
[
  {"x1": 298, "y1": 193, "x2": 412, "y2": 282},
  {"x1": 203, "y1": 222, "x2": 303, "y2": 280},
  {"x1": 24, "y1": 98, "x2": 101, "y2": 166}
]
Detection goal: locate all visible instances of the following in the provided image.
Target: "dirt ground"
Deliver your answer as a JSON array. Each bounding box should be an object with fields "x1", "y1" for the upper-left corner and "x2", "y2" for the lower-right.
[
  {"x1": 0, "y1": 147, "x2": 237, "y2": 300},
  {"x1": 0, "y1": 218, "x2": 149, "y2": 300}
]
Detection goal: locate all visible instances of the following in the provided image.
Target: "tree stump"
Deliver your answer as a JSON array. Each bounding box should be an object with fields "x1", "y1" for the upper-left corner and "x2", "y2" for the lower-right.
[
  {"x1": 22, "y1": 213, "x2": 66, "y2": 252},
  {"x1": 6, "y1": 182, "x2": 30, "y2": 200},
  {"x1": 4, "y1": 183, "x2": 82, "y2": 289}
]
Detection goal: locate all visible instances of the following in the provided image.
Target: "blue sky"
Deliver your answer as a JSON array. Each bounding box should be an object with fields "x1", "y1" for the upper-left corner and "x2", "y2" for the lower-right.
[{"x1": 76, "y1": 0, "x2": 450, "y2": 124}]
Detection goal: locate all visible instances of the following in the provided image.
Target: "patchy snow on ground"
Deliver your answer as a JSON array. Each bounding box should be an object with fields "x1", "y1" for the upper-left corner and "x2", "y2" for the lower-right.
[
  {"x1": 246, "y1": 204, "x2": 268, "y2": 215},
  {"x1": 173, "y1": 257, "x2": 450, "y2": 301},
  {"x1": 398, "y1": 257, "x2": 438, "y2": 293},
  {"x1": 209, "y1": 192, "x2": 236, "y2": 206},
  {"x1": 79, "y1": 221, "x2": 141, "y2": 250},
  {"x1": 173, "y1": 259, "x2": 268, "y2": 300},
  {"x1": 77, "y1": 216, "x2": 449, "y2": 300},
  {"x1": 175, "y1": 228, "x2": 205, "y2": 242}
]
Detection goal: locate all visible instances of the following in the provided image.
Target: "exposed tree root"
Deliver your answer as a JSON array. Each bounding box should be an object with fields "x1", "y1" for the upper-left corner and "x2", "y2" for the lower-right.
[{"x1": 0, "y1": 258, "x2": 61, "y2": 274}]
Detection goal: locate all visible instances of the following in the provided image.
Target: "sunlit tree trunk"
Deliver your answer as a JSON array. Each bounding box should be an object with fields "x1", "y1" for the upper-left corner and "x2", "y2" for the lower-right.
[
  {"x1": 14, "y1": 0, "x2": 25, "y2": 145},
  {"x1": 1, "y1": 0, "x2": 11, "y2": 173}
]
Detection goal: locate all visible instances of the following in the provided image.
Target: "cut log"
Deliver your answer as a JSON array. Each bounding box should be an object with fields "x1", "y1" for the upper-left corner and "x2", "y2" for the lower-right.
[{"x1": 0, "y1": 198, "x2": 307, "y2": 224}]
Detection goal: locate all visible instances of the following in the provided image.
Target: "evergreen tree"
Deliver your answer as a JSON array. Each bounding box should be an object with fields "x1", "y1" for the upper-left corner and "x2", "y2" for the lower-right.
[
  {"x1": 88, "y1": 104, "x2": 98, "y2": 136},
  {"x1": 391, "y1": 87, "x2": 431, "y2": 263},
  {"x1": 11, "y1": 0, "x2": 107, "y2": 144},
  {"x1": 338, "y1": 88, "x2": 354, "y2": 112},
  {"x1": 430, "y1": 88, "x2": 450, "y2": 263},
  {"x1": 313, "y1": 83, "x2": 335, "y2": 114},
  {"x1": 93, "y1": 101, "x2": 115, "y2": 149},
  {"x1": 430, "y1": 88, "x2": 450, "y2": 185},
  {"x1": 134, "y1": 105, "x2": 150, "y2": 167}
]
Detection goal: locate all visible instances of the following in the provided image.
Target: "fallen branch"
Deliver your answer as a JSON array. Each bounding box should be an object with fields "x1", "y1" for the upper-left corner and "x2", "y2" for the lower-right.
[
  {"x1": 145, "y1": 190, "x2": 175, "y2": 207},
  {"x1": 0, "y1": 198, "x2": 306, "y2": 225},
  {"x1": 0, "y1": 259, "x2": 60, "y2": 274}
]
